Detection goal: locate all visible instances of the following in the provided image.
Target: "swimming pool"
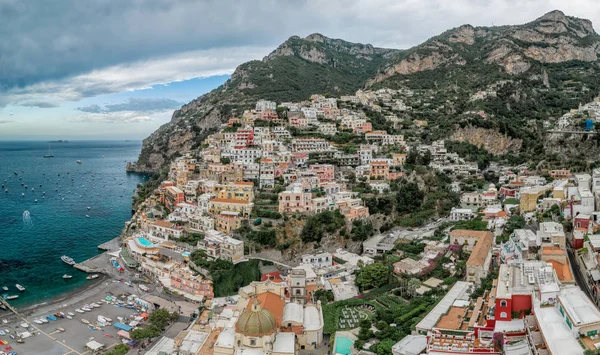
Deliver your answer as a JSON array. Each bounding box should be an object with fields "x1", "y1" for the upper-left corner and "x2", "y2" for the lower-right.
[
  {"x1": 182, "y1": 251, "x2": 190, "y2": 257},
  {"x1": 335, "y1": 336, "x2": 354, "y2": 355},
  {"x1": 137, "y1": 237, "x2": 156, "y2": 248}
]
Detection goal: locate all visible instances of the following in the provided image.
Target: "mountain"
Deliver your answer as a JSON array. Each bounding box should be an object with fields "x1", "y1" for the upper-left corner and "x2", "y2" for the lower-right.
[
  {"x1": 130, "y1": 34, "x2": 397, "y2": 172},
  {"x1": 132, "y1": 10, "x2": 600, "y2": 173}
]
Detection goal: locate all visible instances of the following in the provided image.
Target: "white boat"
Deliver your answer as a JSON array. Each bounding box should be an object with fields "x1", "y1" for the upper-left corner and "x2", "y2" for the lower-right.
[
  {"x1": 67, "y1": 312, "x2": 75, "y2": 317},
  {"x1": 2, "y1": 286, "x2": 8, "y2": 291},
  {"x1": 86, "y1": 274, "x2": 99, "y2": 280},
  {"x1": 66, "y1": 315, "x2": 72, "y2": 320},
  {"x1": 33, "y1": 319, "x2": 43, "y2": 325},
  {"x1": 19, "y1": 322, "x2": 29, "y2": 328},
  {"x1": 90, "y1": 303, "x2": 100, "y2": 308},
  {"x1": 82, "y1": 307, "x2": 91, "y2": 312},
  {"x1": 41, "y1": 318, "x2": 49, "y2": 323},
  {"x1": 61, "y1": 255, "x2": 76, "y2": 266},
  {"x1": 5, "y1": 295, "x2": 18, "y2": 300},
  {"x1": 2, "y1": 320, "x2": 7, "y2": 324},
  {"x1": 62, "y1": 274, "x2": 72, "y2": 279},
  {"x1": 76, "y1": 160, "x2": 83, "y2": 164},
  {"x1": 81, "y1": 319, "x2": 89, "y2": 324},
  {"x1": 15, "y1": 284, "x2": 25, "y2": 292},
  {"x1": 75, "y1": 309, "x2": 84, "y2": 313}
]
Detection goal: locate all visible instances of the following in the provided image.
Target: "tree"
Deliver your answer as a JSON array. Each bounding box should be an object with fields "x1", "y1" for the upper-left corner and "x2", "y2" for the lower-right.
[
  {"x1": 396, "y1": 181, "x2": 424, "y2": 213},
  {"x1": 419, "y1": 150, "x2": 432, "y2": 166},
  {"x1": 131, "y1": 326, "x2": 160, "y2": 341},
  {"x1": 104, "y1": 344, "x2": 130, "y2": 355},
  {"x1": 375, "y1": 339, "x2": 396, "y2": 355},
  {"x1": 220, "y1": 157, "x2": 231, "y2": 164},
  {"x1": 149, "y1": 308, "x2": 172, "y2": 330},
  {"x1": 407, "y1": 278, "x2": 421, "y2": 297},
  {"x1": 356, "y1": 263, "x2": 389, "y2": 290}
]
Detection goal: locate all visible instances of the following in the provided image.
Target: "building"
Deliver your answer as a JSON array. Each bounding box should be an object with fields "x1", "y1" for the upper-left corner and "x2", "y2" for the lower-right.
[
  {"x1": 450, "y1": 208, "x2": 475, "y2": 221},
  {"x1": 520, "y1": 185, "x2": 550, "y2": 212},
  {"x1": 170, "y1": 266, "x2": 214, "y2": 300},
  {"x1": 209, "y1": 198, "x2": 253, "y2": 218},
  {"x1": 369, "y1": 161, "x2": 390, "y2": 181},
  {"x1": 449, "y1": 230, "x2": 492, "y2": 251},
  {"x1": 363, "y1": 234, "x2": 399, "y2": 255},
  {"x1": 163, "y1": 186, "x2": 185, "y2": 212},
  {"x1": 278, "y1": 183, "x2": 313, "y2": 213},
  {"x1": 216, "y1": 211, "x2": 244, "y2": 234},
  {"x1": 197, "y1": 230, "x2": 244, "y2": 262},
  {"x1": 465, "y1": 232, "x2": 494, "y2": 286}
]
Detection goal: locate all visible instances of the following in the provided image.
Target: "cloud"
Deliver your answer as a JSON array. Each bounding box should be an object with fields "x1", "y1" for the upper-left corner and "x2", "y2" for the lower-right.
[
  {"x1": 78, "y1": 98, "x2": 184, "y2": 114},
  {"x1": 1, "y1": 46, "x2": 269, "y2": 106},
  {"x1": 0, "y1": 120, "x2": 12, "y2": 124},
  {"x1": 67, "y1": 112, "x2": 153, "y2": 124},
  {"x1": 18, "y1": 101, "x2": 59, "y2": 108},
  {"x1": 1, "y1": 0, "x2": 599, "y2": 106}
]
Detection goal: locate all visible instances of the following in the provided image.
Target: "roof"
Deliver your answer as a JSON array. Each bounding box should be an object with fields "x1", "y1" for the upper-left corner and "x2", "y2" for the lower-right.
[
  {"x1": 214, "y1": 327, "x2": 235, "y2": 349},
  {"x1": 466, "y1": 232, "x2": 494, "y2": 267},
  {"x1": 272, "y1": 332, "x2": 295, "y2": 354},
  {"x1": 249, "y1": 292, "x2": 285, "y2": 327},
  {"x1": 85, "y1": 340, "x2": 104, "y2": 350},
  {"x1": 558, "y1": 285, "x2": 600, "y2": 325},
  {"x1": 282, "y1": 302, "x2": 303, "y2": 324},
  {"x1": 534, "y1": 299, "x2": 586, "y2": 355},
  {"x1": 415, "y1": 281, "x2": 471, "y2": 332},
  {"x1": 450, "y1": 229, "x2": 492, "y2": 239},
  {"x1": 392, "y1": 335, "x2": 427, "y2": 355},
  {"x1": 236, "y1": 299, "x2": 277, "y2": 336},
  {"x1": 303, "y1": 304, "x2": 323, "y2": 331},
  {"x1": 153, "y1": 220, "x2": 178, "y2": 229},
  {"x1": 210, "y1": 198, "x2": 250, "y2": 204},
  {"x1": 547, "y1": 260, "x2": 573, "y2": 282}
]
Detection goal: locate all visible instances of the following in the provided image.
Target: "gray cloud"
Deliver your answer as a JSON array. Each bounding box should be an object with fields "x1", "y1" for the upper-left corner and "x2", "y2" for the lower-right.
[
  {"x1": 1, "y1": 0, "x2": 599, "y2": 105},
  {"x1": 18, "y1": 101, "x2": 59, "y2": 108},
  {"x1": 78, "y1": 98, "x2": 184, "y2": 113},
  {"x1": 0, "y1": 120, "x2": 12, "y2": 124},
  {"x1": 67, "y1": 112, "x2": 153, "y2": 124}
]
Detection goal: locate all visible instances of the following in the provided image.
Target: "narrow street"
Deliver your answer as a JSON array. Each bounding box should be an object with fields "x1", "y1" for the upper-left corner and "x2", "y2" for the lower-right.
[{"x1": 567, "y1": 245, "x2": 593, "y2": 300}]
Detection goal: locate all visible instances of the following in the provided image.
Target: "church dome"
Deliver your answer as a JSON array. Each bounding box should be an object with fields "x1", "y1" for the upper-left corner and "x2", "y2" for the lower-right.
[{"x1": 236, "y1": 299, "x2": 277, "y2": 336}]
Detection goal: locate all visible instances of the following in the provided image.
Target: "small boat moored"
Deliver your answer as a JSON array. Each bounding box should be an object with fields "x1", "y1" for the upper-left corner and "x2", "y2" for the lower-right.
[
  {"x1": 86, "y1": 274, "x2": 99, "y2": 280},
  {"x1": 61, "y1": 255, "x2": 76, "y2": 266},
  {"x1": 15, "y1": 284, "x2": 25, "y2": 292},
  {"x1": 63, "y1": 274, "x2": 72, "y2": 279}
]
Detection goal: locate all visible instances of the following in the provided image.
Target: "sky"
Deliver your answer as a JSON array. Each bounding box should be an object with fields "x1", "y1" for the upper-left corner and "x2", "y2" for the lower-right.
[{"x1": 1, "y1": 0, "x2": 599, "y2": 140}]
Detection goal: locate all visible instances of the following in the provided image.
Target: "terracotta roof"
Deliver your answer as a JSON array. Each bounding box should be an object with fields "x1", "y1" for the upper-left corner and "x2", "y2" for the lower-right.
[
  {"x1": 248, "y1": 292, "x2": 284, "y2": 328},
  {"x1": 234, "y1": 181, "x2": 254, "y2": 186},
  {"x1": 450, "y1": 230, "x2": 492, "y2": 239},
  {"x1": 153, "y1": 220, "x2": 177, "y2": 229},
  {"x1": 210, "y1": 198, "x2": 250, "y2": 204},
  {"x1": 548, "y1": 260, "x2": 573, "y2": 282},
  {"x1": 466, "y1": 232, "x2": 494, "y2": 267}
]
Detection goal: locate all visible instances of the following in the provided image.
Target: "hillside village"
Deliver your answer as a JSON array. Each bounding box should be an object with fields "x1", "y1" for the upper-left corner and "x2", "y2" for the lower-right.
[{"x1": 108, "y1": 88, "x2": 600, "y2": 355}]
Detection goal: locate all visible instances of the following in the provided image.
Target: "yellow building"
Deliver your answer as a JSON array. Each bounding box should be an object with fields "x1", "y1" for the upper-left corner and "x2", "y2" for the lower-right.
[
  {"x1": 520, "y1": 186, "x2": 549, "y2": 212},
  {"x1": 209, "y1": 198, "x2": 253, "y2": 218},
  {"x1": 216, "y1": 211, "x2": 244, "y2": 234},
  {"x1": 217, "y1": 181, "x2": 255, "y2": 202}
]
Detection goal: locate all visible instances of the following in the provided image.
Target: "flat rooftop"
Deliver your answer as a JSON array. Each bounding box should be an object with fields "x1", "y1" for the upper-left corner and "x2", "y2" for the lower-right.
[
  {"x1": 416, "y1": 281, "x2": 471, "y2": 332},
  {"x1": 558, "y1": 286, "x2": 600, "y2": 326},
  {"x1": 534, "y1": 300, "x2": 585, "y2": 355}
]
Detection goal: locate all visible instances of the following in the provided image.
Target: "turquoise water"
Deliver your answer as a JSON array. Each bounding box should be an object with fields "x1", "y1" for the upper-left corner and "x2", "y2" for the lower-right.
[
  {"x1": 137, "y1": 237, "x2": 155, "y2": 247},
  {"x1": 335, "y1": 336, "x2": 354, "y2": 355},
  {"x1": 0, "y1": 141, "x2": 149, "y2": 308}
]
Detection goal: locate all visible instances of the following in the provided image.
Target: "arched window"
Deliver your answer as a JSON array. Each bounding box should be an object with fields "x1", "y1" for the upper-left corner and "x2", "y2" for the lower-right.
[
  {"x1": 500, "y1": 312, "x2": 507, "y2": 318},
  {"x1": 500, "y1": 300, "x2": 507, "y2": 307}
]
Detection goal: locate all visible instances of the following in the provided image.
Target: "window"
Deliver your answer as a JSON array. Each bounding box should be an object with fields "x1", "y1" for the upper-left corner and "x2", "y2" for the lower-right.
[
  {"x1": 250, "y1": 339, "x2": 256, "y2": 346},
  {"x1": 500, "y1": 312, "x2": 507, "y2": 318},
  {"x1": 500, "y1": 300, "x2": 507, "y2": 307}
]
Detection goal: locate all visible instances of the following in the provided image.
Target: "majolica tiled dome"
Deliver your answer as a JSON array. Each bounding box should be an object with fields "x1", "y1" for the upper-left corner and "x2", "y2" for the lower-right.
[{"x1": 236, "y1": 299, "x2": 277, "y2": 336}]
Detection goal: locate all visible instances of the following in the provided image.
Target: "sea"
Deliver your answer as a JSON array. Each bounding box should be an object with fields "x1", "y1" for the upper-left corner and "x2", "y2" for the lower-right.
[{"x1": 0, "y1": 141, "x2": 149, "y2": 308}]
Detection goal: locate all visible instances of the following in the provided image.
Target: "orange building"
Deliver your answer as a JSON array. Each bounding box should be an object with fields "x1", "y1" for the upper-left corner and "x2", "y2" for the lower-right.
[
  {"x1": 163, "y1": 186, "x2": 185, "y2": 211},
  {"x1": 369, "y1": 161, "x2": 390, "y2": 181}
]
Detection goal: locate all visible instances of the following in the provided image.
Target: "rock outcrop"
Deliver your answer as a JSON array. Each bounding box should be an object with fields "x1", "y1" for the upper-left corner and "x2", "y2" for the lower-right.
[{"x1": 451, "y1": 127, "x2": 522, "y2": 156}]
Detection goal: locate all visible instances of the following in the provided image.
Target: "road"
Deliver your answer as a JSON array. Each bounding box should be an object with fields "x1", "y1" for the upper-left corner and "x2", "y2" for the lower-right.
[{"x1": 567, "y1": 245, "x2": 592, "y2": 300}]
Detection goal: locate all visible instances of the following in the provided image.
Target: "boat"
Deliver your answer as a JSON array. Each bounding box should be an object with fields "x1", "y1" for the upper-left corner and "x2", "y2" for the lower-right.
[
  {"x1": 33, "y1": 319, "x2": 43, "y2": 325},
  {"x1": 82, "y1": 307, "x2": 92, "y2": 312},
  {"x1": 2, "y1": 286, "x2": 7, "y2": 291},
  {"x1": 86, "y1": 215, "x2": 90, "y2": 218},
  {"x1": 1, "y1": 319, "x2": 7, "y2": 324},
  {"x1": 81, "y1": 319, "x2": 90, "y2": 324},
  {"x1": 15, "y1": 284, "x2": 25, "y2": 291},
  {"x1": 75, "y1": 309, "x2": 84, "y2": 313},
  {"x1": 43, "y1": 144, "x2": 54, "y2": 158},
  {"x1": 86, "y1": 274, "x2": 99, "y2": 280},
  {"x1": 19, "y1": 322, "x2": 29, "y2": 328},
  {"x1": 76, "y1": 160, "x2": 82, "y2": 164},
  {"x1": 61, "y1": 255, "x2": 76, "y2": 266},
  {"x1": 5, "y1": 295, "x2": 18, "y2": 300},
  {"x1": 56, "y1": 327, "x2": 65, "y2": 332},
  {"x1": 40, "y1": 318, "x2": 49, "y2": 323},
  {"x1": 67, "y1": 312, "x2": 75, "y2": 317},
  {"x1": 62, "y1": 274, "x2": 72, "y2": 279},
  {"x1": 66, "y1": 315, "x2": 72, "y2": 319}
]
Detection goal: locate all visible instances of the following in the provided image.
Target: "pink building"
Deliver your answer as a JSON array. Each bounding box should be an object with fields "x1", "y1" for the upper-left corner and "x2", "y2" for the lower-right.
[
  {"x1": 278, "y1": 182, "x2": 313, "y2": 213},
  {"x1": 170, "y1": 267, "x2": 214, "y2": 300},
  {"x1": 309, "y1": 164, "x2": 335, "y2": 183}
]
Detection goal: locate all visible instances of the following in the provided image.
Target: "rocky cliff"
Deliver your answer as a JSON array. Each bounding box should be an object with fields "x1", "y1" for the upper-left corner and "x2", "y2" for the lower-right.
[{"x1": 133, "y1": 10, "x2": 600, "y2": 172}]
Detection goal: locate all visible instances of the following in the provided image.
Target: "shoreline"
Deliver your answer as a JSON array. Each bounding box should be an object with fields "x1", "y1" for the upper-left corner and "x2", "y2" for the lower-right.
[{"x1": 8, "y1": 235, "x2": 124, "y2": 316}]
